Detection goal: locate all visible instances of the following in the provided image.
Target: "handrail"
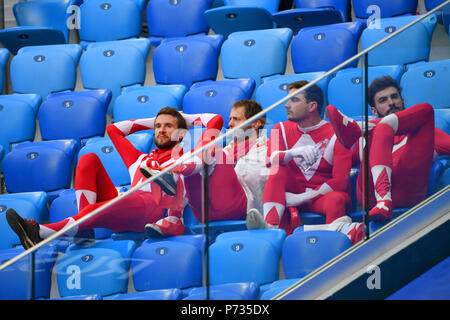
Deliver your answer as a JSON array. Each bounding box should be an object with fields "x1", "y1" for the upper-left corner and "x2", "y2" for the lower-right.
[{"x1": 1, "y1": 0, "x2": 448, "y2": 272}]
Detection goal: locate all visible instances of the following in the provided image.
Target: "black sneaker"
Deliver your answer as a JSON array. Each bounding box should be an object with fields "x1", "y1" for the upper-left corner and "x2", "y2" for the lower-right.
[
  {"x1": 6, "y1": 208, "x2": 43, "y2": 250},
  {"x1": 140, "y1": 164, "x2": 177, "y2": 196}
]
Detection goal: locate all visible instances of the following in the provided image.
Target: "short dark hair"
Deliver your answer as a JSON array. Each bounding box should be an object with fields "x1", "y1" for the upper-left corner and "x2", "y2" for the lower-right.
[
  {"x1": 288, "y1": 80, "x2": 324, "y2": 115},
  {"x1": 368, "y1": 76, "x2": 402, "y2": 109},
  {"x1": 232, "y1": 99, "x2": 266, "y2": 128},
  {"x1": 156, "y1": 107, "x2": 187, "y2": 129}
]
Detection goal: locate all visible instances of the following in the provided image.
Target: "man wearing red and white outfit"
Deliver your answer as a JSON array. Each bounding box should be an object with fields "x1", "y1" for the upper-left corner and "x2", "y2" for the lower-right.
[
  {"x1": 247, "y1": 80, "x2": 356, "y2": 238},
  {"x1": 326, "y1": 76, "x2": 450, "y2": 222}
]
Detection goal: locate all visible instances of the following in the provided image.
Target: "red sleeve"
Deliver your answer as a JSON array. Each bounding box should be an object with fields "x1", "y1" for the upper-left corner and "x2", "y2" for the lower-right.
[
  {"x1": 106, "y1": 123, "x2": 145, "y2": 169},
  {"x1": 328, "y1": 137, "x2": 353, "y2": 193},
  {"x1": 266, "y1": 123, "x2": 288, "y2": 167},
  {"x1": 434, "y1": 127, "x2": 450, "y2": 156}
]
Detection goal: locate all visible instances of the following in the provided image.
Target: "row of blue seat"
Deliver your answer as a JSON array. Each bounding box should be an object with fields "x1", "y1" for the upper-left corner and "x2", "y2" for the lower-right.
[
  {"x1": 0, "y1": 12, "x2": 444, "y2": 110},
  {"x1": 0, "y1": 227, "x2": 354, "y2": 300},
  {"x1": 2, "y1": 0, "x2": 446, "y2": 55}
]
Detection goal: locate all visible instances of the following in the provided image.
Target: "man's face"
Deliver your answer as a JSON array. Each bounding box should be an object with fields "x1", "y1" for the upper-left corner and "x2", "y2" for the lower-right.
[
  {"x1": 285, "y1": 90, "x2": 315, "y2": 122},
  {"x1": 372, "y1": 86, "x2": 405, "y2": 117},
  {"x1": 229, "y1": 106, "x2": 260, "y2": 141},
  {"x1": 154, "y1": 114, "x2": 180, "y2": 149}
]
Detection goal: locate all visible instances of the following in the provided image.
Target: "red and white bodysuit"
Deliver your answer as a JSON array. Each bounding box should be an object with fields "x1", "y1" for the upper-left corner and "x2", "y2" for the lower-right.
[{"x1": 263, "y1": 120, "x2": 353, "y2": 233}]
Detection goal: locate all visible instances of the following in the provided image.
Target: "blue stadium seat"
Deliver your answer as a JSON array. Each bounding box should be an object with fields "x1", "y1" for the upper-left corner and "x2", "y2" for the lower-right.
[
  {"x1": 38, "y1": 89, "x2": 112, "y2": 150},
  {"x1": 435, "y1": 109, "x2": 450, "y2": 135},
  {"x1": 327, "y1": 65, "x2": 404, "y2": 117},
  {"x1": 0, "y1": 245, "x2": 58, "y2": 300},
  {"x1": 204, "y1": 0, "x2": 278, "y2": 39},
  {"x1": 400, "y1": 59, "x2": 450, "y2": 109},
  {"x1": 353, "y1": 0, "x2": 418, "y2": 23},
  {"x1": 50, "y1": 294, "x2": 103, "y2": 300},
  {"x1": 254, "y1": 72, "x2": 332, "y2": 125},
  {"x1": 294, "y1": 0, "x2": 350, "y2": 21},
  {"x1": 215, "y1": 229, "x2": 287, "y2": 254},
  {"x1": 425, "y1": 0, "x2": 447, "y2": 11},
  {"x1": 56, "y1": 240, "x2": 136, "y2": 297},
  {"x1": 209, "y1": 236, "x2": 280, "y2": 285},
  {"x1": 80, "y1": 38, "x2": 151, "y2": 115},
  {"x1": 0, "y1": 0, "x2": 76, "y2": 55},
  {"x1": 107, "y1": 289, "x2": 182, "y2": 300},
  {"x1": 182, "y1": 78, "x2": 255, "y2": 128},
  {"x1": 77, "y1": 133, "x2": 154, "y2": 188},
  {"x1": 272, "y1": 8, "x2": 344, "y2": 35},
  {"x1": 221, "y1": 28, "x2": 293, "y2": 86},
  {"x1": 360, "y1": 14, "x2": 437, "y2": 67},
  {"x1": 0, "y1": 192, "x2": 49, "y2": 249},
  {"x1": 0, "y1": 48, "x2": 10, "y2": 93},
  {"x1": 183, "y1": 282, "x2": 259, "y2": 300},
  {"x1": 153, "y1": 35, "x2": 223, "y2": 88},
  {"x1": 0, "y1": 94, "x2": 41, "y2": 172},
  {"x1": 131, "y1": 239, "x2": 203, "y2": 290},
  {"x1": 114, "y1": 85, "x2": 187, "y2": 122},
  {"x1": 49, "y1": 189, "x2": 113, "y2": 243},
  {"x1": 146, "y1": 0, "x2": 213, "y2": 46},
  {"x1": 258, "y1": 277, "x2": 302, "y2": 299},
  {"x1": 291, "y1": 21, "x2": 363, "y2": 73},
  {"x1": 282, "y1": 230, "x2": 352, "y2": 279},
  {"x1": 10, "y1": 44, "x2": 82, "y2": 100},
  {"x1": 79, "y1": 0, "x2": 147, "y2": 48},
  {"x1": 3, "y1": 140, "x2": 78, "y2": 202}
]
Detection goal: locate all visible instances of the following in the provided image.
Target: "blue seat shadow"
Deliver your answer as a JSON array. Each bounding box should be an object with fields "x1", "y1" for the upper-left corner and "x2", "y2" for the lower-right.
[
  {"x1": 153, "y1": 34, "x2": 223, "y2": 88},
  {"x1": 294, "y1": 0, "x2": 350, "y2": 21},
  {"x1": 0, "y1": 48, "x2": 10, "y2": 92},
  {"x1": 353, "y1": 0, "x2": 418, "y2": 24},
  {"x1": 183, "y1": 282, "x2": 259, "y2": 300},
  {"x1": 114, "y1": 84, "x2": 187, "y2": 122},
  {"x1": 56, "y1": 240, "x2": 136, "y2": 297},
  {"x1": 0, "y1": 192, "x2": 49, "y2": 249},
  {"x1": 107, "y1": 288, "x2": 182, "y2": 300}
]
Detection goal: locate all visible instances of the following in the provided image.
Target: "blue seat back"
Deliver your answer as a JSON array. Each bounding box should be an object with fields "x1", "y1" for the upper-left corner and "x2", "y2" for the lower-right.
[
  {"x1": 282, "y1": 230, "x2": 352, "y2": 279},
  {"x1": 13, "y1": 0, "x2": 75, "y2": 42},
  {"x1": 204, "y1": 2, "x2": 277, "y2": 39},
  {"x1": 78, "y1": 133, "x2": 153, "y2": 187},
  {"x1": 146, "y1": 0, "x2": 212, "y2": 43},
  {"x1": 435, "y1": 109, "x2": 450, "y2": 135},
  {"x1": 0, "y1": 192, "x2": 49, "y2": 249},
  {"x1": 215, "y1": 229, "x2": 286, "y2": 254},
  {"x1": 0, "y1": 48, "x2": 10, "y2": 92},
  {"x1": 327, "y1": 65, "x2": 404, "y2": 117},
  {"x1": 295, "y1": 0, "x2": 350, "y2": 21},
  {"x1": 0, "y1": 94, "x2": 41, "y2": 172},
  {"x1": 114, "y1": 85, "x2": 187, "y2": 122},
  {"x1": 56, "y1": 240, "x2": 136, "y2": 297},
  {"x1": 353, "y1": 0, "x2": 418, "y2": 20},
  {"x1": 255, "y1": 72, "x2": 332, "y2": 124},
  {"x1": 11, "y1": 44, "x2": 82, "y2": 100},
  {"x1": 425, "y1": 0, "x2": 447, "y2": 10},
  {"x1": 110, "y1": 288, "x2": 182, "y2": 300},
  {"x1": 182, "y1": 78, "x2": 255, "y2": 128},
  {"x1": 80, "y1": 38, "x2": 151, "y2": 115},
  {"x1": 3, "y1": 140, "x2": 78, "y2": 193},
  {"x1": 153, "y1": 35, "x2": 223, "y2": 88},
  {"x1": 400, "y1": 59, "x2": 450, "y2": 109},
  {"x1": 38, "y1": 89, "x2": 111, "y2": 145},
  {"x1": 291, "y1": 21, "x2": 363, "y2": 73},
  {"x1": 209, "y1": 237, "x2": 280, "y2": 285},
  {"x1": 272, "y1": 8, "x2": 344, "y2": 35},
  {"x1": 361, "y1": 14, "x2": 437, "y2": 67},
  {"x1": 131, "y1": 240, "x2": 203, "y2": 290},
  {"x1": 183, "y1": 282, "x2": 259, "y2": 300},
  {"x1": 0, "y1": 245, "x2": 58, "y2": 300},
  {"x1": 79, "y1": 0, "x2": 146, "y2": 44},
  {"x1": 221, "y1": 28, "x2": 293, "y2": 86}
]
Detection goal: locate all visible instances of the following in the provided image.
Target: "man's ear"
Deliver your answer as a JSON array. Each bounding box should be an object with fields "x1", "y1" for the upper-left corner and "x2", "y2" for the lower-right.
[
  {"x1": 250, "y1": 119, "x2": 263, "y2": 131},
  {"x1": 371, "y1": 107, "x2": 379, "y2": 117},
  {"x1": 308, "y1": 101, "x2": 318, "y2": 114},
  {"x1": 176, "y1": 128, "x2": 188, "y2": 142}
]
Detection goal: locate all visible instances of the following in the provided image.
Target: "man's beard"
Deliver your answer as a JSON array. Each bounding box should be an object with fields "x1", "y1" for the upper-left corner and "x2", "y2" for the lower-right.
[{"x1": 155, "y1": 137, "x2": 179, "y2": 149}]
